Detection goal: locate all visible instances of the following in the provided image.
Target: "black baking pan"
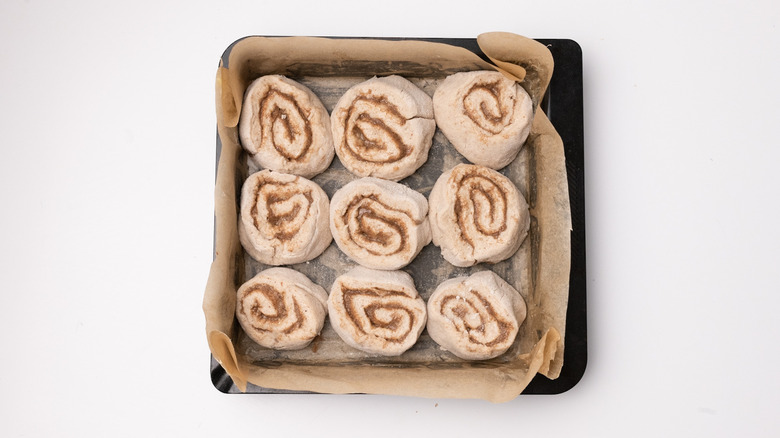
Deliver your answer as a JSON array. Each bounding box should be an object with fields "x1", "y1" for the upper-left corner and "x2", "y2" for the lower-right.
[{"x1": 210, "y1": 37, "x2": 586, "y2": 396}]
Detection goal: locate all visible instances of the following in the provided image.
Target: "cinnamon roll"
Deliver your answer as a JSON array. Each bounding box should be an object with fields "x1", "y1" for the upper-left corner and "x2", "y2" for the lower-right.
[
  {"x1": 328, "y1": 267, "x2": 426, "y2": 356},
  {"x1": 330, "y1": 177, "x2": 431, "y2": 270},
  {"x1": 239, "y1": 169, "x2": 331, "y2": 265},
  {"x1": 433, "y1": 70, "x2": 534, "y2": 170},
  {"x1": 428, "y1": 164, "x2": 529, "y2": 267},
  {"x1": 426, "y1": 271, "x2": 526, "y2": 360},
  {"x1": 331, "y1": 75, "x2": 435, "y2": 181},
  {"x1": 236, "y1": 268, "x2": 329, "y2": 350},
  {"x1": 239, "y1": 75, "x2": 334, "y2": 178}
]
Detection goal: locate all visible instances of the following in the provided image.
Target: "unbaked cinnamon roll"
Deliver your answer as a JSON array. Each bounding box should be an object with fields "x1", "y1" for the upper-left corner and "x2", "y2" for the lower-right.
[
  {"x1": 236, "y1": 268, "x2": 328, "y2": 350},
  {"x1": 239, "y1": 75, "x2": 334, "y2": 178},
  {"x1": 433, "y1": 70, "x2": 534, "y2": 170},
  {"x1": 426, "y1": 271, "x2": 526, "y2": 360},
  {"x1": 328, "y1": 266, "x2": 426, "y2": 356},
  {"x1": 331, "y1": 75, "x2": 435, "y2": 181},
  {"x1": 428, "y1": 164, "x2": 529, "y2": 267},
  {"x1": 239, "y1": 169, "x2": 331, "y2": 265},
  {"x1": 330, "y1": 177, "x2": 431, "y2": 270}
]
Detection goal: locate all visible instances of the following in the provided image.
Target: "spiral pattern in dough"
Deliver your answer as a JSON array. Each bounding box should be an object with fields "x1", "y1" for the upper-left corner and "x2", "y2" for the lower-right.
[
  {"x1": 328, "y1": 267, "x2": 426, "y2": 356},
  {"x1": 462, "y1": 79, "x2": 515, "y2": 134},
  {"x1": 428, "y1": 164, "x2": 528, "y2": 267},
  {"x1": 331, "y1": 75, "x2": 435, "y2": 181},
  {"x1": 239, "y1": 75, "x2": 334, "y2": 178},
  {"x1": 236, "y1": 268, "x2": 328, "y2": 350},
  {"x1": 426, "y1": 271, "x2": 526, "y2": 360},
  {"x1": 330, "y1": 177, "x2": 431, "y2": 270},
  {"x1": 239, "y1": 170, "x2": 331, "y2": 265},
  {"x1": 433, "y1": 70, "x2": 534, "y2": 170}
]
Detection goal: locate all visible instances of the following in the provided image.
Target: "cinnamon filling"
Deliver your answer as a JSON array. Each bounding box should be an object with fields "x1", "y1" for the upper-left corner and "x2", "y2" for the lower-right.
[
  {"x1": 462, "y1": 81, "x2": 512, "y2": 135},
  {"x1": 250, "y1": 177, "x2": 313, "y2": 241},
  {"x1": 342, "y1": 194, "x2": 411, "y2": 256},
  {"x1": 342, "y1": 94, "x2": 411, "y2": 163},
  {"x1": 341, "y1": 286, "x2": 416, "y2": 343},
  {"x1": 257, "y1": 88, "x2": 313, "y2": 161},
  {"x1": 439, "y1": 291, "x2": 513, "y2": 347},
  {"x1": 283, "y1": 300, "x2": 305, "y2": 334},
  {"x1": 453, "y1": 170, "x2": 508, "y2": 248},
  {"x1": 239, "y1": 284, "x2": 305, "y2": 335}
]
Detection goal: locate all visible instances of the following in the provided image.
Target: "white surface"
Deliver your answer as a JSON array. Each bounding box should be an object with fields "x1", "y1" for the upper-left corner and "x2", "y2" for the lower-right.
[{"x1": 1, "y1": 0, "x2": 779, "y2": 436}]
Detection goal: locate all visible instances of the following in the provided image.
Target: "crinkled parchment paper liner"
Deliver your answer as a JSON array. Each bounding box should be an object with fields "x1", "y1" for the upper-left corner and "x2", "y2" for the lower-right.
[{"x1": 203, "y1": 32, "x2": 571, "y2": 403}]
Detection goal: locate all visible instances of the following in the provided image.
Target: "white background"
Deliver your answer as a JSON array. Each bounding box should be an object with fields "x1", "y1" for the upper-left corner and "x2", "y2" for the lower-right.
[{"x1": 1, "y1": 0, "x2": 779, "y2": 436}]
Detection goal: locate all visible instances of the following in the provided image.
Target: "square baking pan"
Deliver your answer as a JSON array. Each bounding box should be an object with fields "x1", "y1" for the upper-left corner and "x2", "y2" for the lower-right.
[{"x1": 209, "y1": 36, "x2": 586, "y2": 396}]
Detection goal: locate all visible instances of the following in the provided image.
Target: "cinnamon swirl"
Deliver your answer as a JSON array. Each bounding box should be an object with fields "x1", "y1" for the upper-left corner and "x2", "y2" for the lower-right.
[
  {"x1": 428, "y1": 164, "x2": 529, "y2": 267},
  {"x1": 328, "y1": 267, "x2": 426, "y2": 356},
  {"x1": 331, "y1": 75, "x2": 435, "y2": 181},
  {"x1": 426, "y1": 271, "x2": 526, "y2": 360},
  {"x1": 239, "y1": 75, "x2": 334, "y2": 178},
  {"x1": 433, "y1": 70, "x2": 534, "y2": 170},
  {"x1": 239, "y1": 169, "x2": 331, "y2": 265},
  {"x1": 330, "y1": 178, "x2": 431, "y2": 270},
  {"x1": 236, "y1": 268, "x2": 329, "y2": 350}
]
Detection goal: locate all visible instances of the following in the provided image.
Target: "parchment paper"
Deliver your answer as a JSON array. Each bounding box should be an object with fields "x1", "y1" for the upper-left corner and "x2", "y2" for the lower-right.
[{"x1": 204, "y1": 32, "x2": 572, "y2": 402}]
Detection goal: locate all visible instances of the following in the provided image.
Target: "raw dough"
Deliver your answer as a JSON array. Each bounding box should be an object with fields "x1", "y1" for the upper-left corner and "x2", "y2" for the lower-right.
[
  {"x1": 428, "y1": 163, "x2": 529, "y2": 267},
  {"x1": 426, "y1": 271, "x2": 526, "y2": 360},
  {"x1": 328, "y1": 266, "x2": 426, "y2": 356},
  {"x1": 433, "y1": 70, "x2": 533, "y2": 169},
  {"x1": 236, "y1": 267, "x2": 328, "y2": 350},
  {"x1": 239, "y1": 169, "x2": 331, "y2": 265},
  {"x1": 330, "y1": 177, "x2": 431, "y2": 270},
  {"x1": 239, "y1": 75, "x2": 335, "y2": 178},
  {"x1": 331, "y1": 75, "x2": 435, "y2": 181}
]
